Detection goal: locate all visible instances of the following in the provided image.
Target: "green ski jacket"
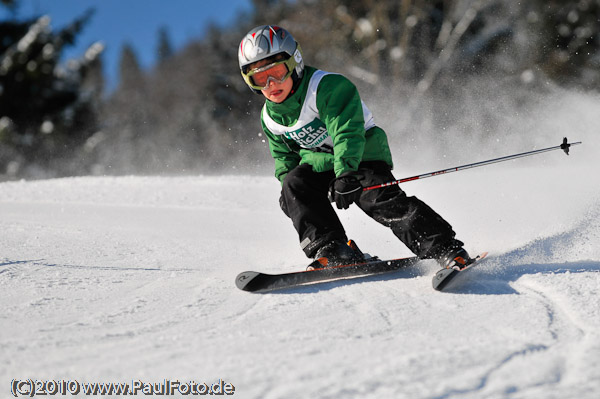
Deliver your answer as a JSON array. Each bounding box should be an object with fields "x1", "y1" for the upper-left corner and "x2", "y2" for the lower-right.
[{"x1": 261, "y1": 66, "x2": 393, "y2": 183}]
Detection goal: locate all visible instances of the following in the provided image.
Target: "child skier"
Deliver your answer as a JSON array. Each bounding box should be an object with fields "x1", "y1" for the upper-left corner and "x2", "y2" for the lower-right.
[{"x1": 238, "y1": 25, "x2": 470, "y2": 269}]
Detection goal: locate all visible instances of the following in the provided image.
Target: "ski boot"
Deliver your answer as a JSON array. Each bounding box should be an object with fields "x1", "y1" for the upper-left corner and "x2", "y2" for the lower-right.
[
  {"x1": 306, "y1": 239, "x2": 366, "y2": 271},
  {"x1": 437, "y1": 247, "x2": 472, "y2": 271}
]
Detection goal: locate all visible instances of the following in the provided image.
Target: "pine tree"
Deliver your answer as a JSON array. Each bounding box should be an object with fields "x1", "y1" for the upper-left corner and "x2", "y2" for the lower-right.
[
  {"x1": 0, "y1": 5, "x2": 104, "y2": 178},
  {"x1": 156, "y1": 26, "x2": 174, "y2": 63},
  {"x1": 118, "y1": 43, "x2": 144, "y2": 92}
]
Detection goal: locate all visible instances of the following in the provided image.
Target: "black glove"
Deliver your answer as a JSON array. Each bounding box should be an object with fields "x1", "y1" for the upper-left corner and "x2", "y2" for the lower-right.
[{"x1": 328, "y1": 174, "x2": 363, "y2": 209}]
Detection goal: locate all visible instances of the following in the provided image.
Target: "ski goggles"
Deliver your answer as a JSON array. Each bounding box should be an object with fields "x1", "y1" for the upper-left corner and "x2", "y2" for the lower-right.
[{"x1": 242, "y1": 58, "x2": 295, "y2": 90}]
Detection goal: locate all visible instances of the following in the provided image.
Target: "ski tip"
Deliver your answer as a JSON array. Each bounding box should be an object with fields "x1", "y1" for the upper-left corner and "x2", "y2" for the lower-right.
[
  {"x1": 432, "y1": 268, "x2": 455, "y2": 291},
  {"x1": 235, "y1": 271, "x2": 261, "y2": 291},
  {"x1": 433, "y1": 251, "x2": 488, "y2": 291}
]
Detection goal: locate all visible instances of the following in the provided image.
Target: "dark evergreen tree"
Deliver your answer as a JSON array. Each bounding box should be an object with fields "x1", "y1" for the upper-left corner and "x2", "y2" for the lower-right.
[
  {"x1": 156, "y1": 26, "x2": 174, "y2": 63},
  {"x1": 0, "y1": 5, "x2": 104, "y2": 178},
  {"x1": 537, "y1": 0, "x2": 600, "y2": 86},
  {"x1": 118, "y1": 43, "x2": 144, "y2": 91}
]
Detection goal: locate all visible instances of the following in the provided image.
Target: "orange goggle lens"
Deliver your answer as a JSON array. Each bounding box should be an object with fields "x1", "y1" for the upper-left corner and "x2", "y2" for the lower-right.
[{"x1": 251, "y1": 63, "x2": 289, "y2": 87}]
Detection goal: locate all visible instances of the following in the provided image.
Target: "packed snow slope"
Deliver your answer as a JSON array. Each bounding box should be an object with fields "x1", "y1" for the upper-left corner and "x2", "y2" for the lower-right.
[{"x1": 2, "y1": 132, "x2": 600, "y2": 396}]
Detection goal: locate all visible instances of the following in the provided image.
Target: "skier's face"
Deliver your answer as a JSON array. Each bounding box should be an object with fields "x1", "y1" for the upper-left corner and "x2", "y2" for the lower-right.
[
  {"x1": 261, "y1": 74, "x2": 293, "y2": 103},
  {"x1": 250, "y1": 59, "x2": 293, "y2": 103}
]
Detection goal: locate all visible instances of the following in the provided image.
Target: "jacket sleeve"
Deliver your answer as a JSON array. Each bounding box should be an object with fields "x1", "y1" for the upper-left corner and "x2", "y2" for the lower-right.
[
  {"x1": 261, "y1": 119, "x2": 301, "y2": 183},
  {"x1": 315, "y1": 74, "x2": 366, "y2": 177}
]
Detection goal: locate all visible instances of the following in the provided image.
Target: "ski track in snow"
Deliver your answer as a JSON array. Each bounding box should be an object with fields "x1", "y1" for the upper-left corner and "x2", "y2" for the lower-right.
[{"x1": 2, "y1": 134, "x2": 600, "y2": 398}]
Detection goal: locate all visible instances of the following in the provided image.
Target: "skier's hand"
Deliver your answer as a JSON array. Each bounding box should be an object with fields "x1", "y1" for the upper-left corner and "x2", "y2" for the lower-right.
[{"x1": 329, "y1": 174, "x2": 363, "y2": 209}]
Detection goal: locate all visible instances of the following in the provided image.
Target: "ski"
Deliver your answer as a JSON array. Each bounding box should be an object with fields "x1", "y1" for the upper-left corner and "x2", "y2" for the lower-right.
[
  {"x1": 432, "y1": 252, "x2": 488, "y2": 291},
  {"x1": 236, "y1": 256, "x2": 419, "y2": 293}
]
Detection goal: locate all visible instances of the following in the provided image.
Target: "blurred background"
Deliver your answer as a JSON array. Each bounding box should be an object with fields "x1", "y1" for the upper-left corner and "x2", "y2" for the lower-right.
[{"x1": 0, "y1": 0, "x2": 598, "y2": 180}]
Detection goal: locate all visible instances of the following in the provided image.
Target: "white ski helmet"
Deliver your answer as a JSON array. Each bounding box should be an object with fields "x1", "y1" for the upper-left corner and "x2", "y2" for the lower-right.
[{"x1": 238, "y1": 25, "x2": 304, "y2": 92}]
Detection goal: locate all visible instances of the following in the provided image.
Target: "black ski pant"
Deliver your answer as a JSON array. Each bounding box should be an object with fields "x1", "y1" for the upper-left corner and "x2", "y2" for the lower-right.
[{"x1": 279, "y1": 162, "x2": 462, "y2": 259}]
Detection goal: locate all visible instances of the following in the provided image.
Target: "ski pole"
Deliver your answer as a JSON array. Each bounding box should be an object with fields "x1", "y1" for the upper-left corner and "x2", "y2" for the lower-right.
[{"x1": 363, "y1": 137, "x2": 582, "y2": 191}]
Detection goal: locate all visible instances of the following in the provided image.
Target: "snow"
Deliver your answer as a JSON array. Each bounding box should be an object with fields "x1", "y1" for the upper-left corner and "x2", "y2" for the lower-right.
[{"x1": 2, "y1": 135, "x2": 600, "y2": 398}]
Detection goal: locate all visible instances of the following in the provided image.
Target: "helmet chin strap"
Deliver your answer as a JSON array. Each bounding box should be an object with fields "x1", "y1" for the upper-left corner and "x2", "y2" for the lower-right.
[{"x1": 290, "y1": 70, "x2": 303, "y2": 94}]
